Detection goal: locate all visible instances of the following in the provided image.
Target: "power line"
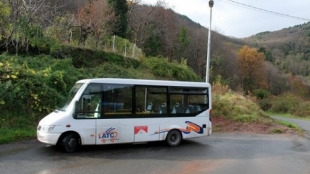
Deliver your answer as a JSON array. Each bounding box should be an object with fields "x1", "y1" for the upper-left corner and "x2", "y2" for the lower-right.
[{"x1": 217, "y1": 0, "x2": 310, "y2": 21}]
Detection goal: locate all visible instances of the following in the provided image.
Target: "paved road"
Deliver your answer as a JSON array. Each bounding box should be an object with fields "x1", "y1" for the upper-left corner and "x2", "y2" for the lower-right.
[
  {"x1": 1, "y1": 131, "x2": 310, "y2": 174},
  {"x1": 272, "y1": 116, "x2": 310, "y2": 139}
]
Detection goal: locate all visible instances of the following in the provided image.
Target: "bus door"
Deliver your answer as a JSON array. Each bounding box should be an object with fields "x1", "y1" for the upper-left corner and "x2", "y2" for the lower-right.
[
  {"x1": 75, "y1": 84, "x2": 102, "y2": 145},
  {"x1": 96, "y1": 84, "x2": 135, "y2": 145},
  {"x1": 96, "y1": 119, "x2": 133, "y2": 145}
]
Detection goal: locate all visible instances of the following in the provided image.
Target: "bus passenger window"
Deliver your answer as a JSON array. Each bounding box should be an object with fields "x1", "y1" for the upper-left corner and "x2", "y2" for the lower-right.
[
  {"x1": 103, "y1": 84, "x2": 133, "y2": 117},
  {"x1": 169, "y1": 87, "x2": 208, "y2": 115},
  {"x1": 135, "y1": 86, "x2": 167, "y2": 116}
]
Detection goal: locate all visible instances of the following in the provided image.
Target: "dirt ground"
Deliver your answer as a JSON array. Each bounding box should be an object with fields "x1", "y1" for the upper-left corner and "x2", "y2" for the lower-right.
[{"x1": 212, "y1": 116, "x2": 299, "y2": 135}]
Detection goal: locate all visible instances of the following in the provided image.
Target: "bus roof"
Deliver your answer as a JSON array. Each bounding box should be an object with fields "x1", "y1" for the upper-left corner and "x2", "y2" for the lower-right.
[{"x1": 76, "y1": 78, "x2": 211, "y2": 88}]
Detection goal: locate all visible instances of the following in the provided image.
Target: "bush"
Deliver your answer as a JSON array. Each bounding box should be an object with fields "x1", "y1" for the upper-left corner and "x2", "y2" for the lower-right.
[
  {"x1": 269, "y1": 93, "x2": 301, "y2": 113},
  {"x1": 257, "y1": 98, "x2": 272, "y2": 111},
  {"x1": 212, "y1": 87, "x2": 265, "y2": 122},
  {"x1": 292, "y1": 101, "x2": 310, "y2": 117},
  {"x1": 0, "y1": 55, "x2": 82, "y2": 114},
  {"x1": 254, "y1": 89, "x2": 270, "y2": 99},
  {"x1": 142, "y1": 57, "x2": 200, "y2": 81},
  {"x1": 55, "y1": 45, "x2": 141, "y2": 69}
]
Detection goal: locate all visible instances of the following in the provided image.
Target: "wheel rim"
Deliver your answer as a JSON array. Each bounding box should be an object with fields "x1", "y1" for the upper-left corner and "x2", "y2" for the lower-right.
[
  {"x1": 67, "y1": 137, "x2": 77, "y2": 149},
  {"x1": 170, "y1": 133, "x2": 180, "y2": 144},
  {"x1": 67, "y1": 138, "x2": 77, "y2": 149}
]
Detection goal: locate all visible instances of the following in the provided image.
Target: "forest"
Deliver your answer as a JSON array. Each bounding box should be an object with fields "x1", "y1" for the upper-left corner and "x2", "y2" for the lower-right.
[{"x1": 1, "y1": 0, "x2": 310, "y2": 116}]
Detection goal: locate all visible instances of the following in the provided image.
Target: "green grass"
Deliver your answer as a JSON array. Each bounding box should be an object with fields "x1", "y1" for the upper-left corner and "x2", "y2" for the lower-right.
[
  {"x1": 277, "y1": 120, "x2": 302, "y2": 130},
  {"x1": 0, "y1": 113, "x2": 38, "y2": 144},
  {"x1": 271, "y1": 129, "x2": 283, "y2": 134},
  {"x1": 212, "y1": 86, "x2": 265, "y2": 123},
  {"x1": 265, "y1": 111, "x2": 310, "y2": 121},
  {"x1": 0, "y1": 128, "x2": 36, "y2": 144}
]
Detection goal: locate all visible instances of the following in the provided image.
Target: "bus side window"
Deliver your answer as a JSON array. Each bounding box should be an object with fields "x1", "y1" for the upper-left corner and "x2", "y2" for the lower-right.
[
  {"x1": 103, "y1": 84, "x2": 133, "y2": 117},
  {"x1": 76, "y1": 83, "x2": 102, "y2": 119}
]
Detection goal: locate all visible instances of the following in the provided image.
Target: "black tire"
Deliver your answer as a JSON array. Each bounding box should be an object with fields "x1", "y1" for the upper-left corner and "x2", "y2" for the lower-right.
[
  {"x1": 166, "y1": 130, "x2": 182, "y2": 147},
  {"x1": 61, "y1": 133, "x2": 80, "y2": 153}
]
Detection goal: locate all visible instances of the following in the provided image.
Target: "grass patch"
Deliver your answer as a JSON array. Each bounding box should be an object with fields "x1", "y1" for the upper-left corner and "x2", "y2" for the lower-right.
[
  {"x1": 0, "y1": 113, "x2": 38, "y2": 144},
  {"x1": 265, "y1": 111, "x2": 310, "y2": 121},
  {"x1": 278, "y1": 120, "x2": 298, "y2": 128},
  {"x1": 0, "y1": 129, "x2": 36, "y2": 144},
  {"x1": 272, "y1": 129, "x2": 283, "y2": 134},
  {"x1": 212, "y1": 83, "x2": 266, "y2": 123},
  {"x1": 277, "y1": 120, "x2": 303, "y2": 132}
]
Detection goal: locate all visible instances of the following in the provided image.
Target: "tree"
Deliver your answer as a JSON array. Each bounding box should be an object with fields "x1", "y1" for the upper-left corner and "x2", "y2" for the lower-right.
[
  {"x1": 0, "y1": 0, "x2": 10, "y2": 41},
  {"x1": 1, "y1": 0, "x2": 66, "y2": 54},
  {"x1": 127, "y1": 3, "x2": 171, "y2": 57},
  {"x1": 175, "y1": 26, "x2": 190, "y2": 62},
  {"x1": 238, "y1": 45, "x2": 267, "y2": 95},
  {"x1": 264, "y1": 62, "x2": 287, "y2": 95},
  {"x1": 142, "y1": 23, "x2": 163, "y2": 57},
  {"x1": 258, "y1": 47, "x2": 274, "y2": 62},
  {"x1": 74, "y1": 0, "x2": 117, "y2": 47},
  {"x1": 108, "y1": 0, "x2": 128, "y2": 38}
]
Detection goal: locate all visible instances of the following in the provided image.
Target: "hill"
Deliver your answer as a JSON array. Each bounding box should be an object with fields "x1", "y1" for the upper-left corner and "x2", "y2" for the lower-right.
[{"x1": 243, "y1": 22, "x2": 310, "y2": 80}]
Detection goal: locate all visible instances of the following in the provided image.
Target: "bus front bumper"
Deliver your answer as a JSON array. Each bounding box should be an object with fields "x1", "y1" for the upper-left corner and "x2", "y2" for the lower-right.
[{"x1": 37, "y1": 131, "x2": 61, "y2": 145}]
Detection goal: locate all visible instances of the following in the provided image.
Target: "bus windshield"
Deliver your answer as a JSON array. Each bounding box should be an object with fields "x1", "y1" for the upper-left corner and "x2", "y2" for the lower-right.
[{"x1": 59, "y1": 83, "x2": 84, "y2": 111}]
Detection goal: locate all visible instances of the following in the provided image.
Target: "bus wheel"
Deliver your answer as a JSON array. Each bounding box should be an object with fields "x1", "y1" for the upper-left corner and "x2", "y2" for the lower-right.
[
  {"x1": 166, "y1": 130, "x2": 182, "y2": 147},
  {"x1": 61, "y1": 133, "x2": 80, "y2": 153}
]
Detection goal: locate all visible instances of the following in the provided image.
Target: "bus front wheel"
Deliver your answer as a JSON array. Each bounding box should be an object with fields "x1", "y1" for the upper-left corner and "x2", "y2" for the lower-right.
[
  {"x1": 166, "y1": 130, "x2": 182, "y2": 147},
  {"x1": 61, "y1": 133, "x2": 80, "y2": 153}
]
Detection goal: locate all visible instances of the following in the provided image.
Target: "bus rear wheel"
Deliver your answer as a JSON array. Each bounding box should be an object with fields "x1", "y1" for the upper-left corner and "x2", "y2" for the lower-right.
[
  {"x1": 61, "y1": 133, "x2": 80, "y2": 153},
  {"x1": 166, "y1": 130, "x2": 182, "y2": 147}
]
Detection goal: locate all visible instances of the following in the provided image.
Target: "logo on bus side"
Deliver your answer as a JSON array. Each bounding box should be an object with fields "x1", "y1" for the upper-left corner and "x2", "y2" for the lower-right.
[
  {"x1": 98, "y1": 127, "x2": 118, "y2": 143},
  {"x1": 154, "y1": 121, "x2": 204, "y2": 135},
  {"x1": 134, "y1": 126, "x2": 148, "y2": 134},
  {"x1": 180, "y1": 121, "x2": 204, "y2": 134}
]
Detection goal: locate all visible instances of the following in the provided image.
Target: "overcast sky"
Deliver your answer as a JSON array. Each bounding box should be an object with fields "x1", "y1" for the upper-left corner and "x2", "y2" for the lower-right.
[{"x1": 141, "y1": 0, "x2": 310, "y2": 38}]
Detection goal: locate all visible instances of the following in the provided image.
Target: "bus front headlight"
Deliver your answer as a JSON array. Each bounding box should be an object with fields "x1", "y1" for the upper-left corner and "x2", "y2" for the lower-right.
[{"x1": 41, "y1": 125, "x2": 56, "y2": 132}]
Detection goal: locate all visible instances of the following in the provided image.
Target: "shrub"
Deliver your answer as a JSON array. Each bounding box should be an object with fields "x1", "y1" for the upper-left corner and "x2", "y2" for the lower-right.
[
  {"x1": 142, "y1": 57, "x2": 200, "y2": 81},
  {"x1": 212, "y1": 88, "x2": 265, "y2": 122},
  {"x1": 269, "y1": 93, "x2": 302, "y2": 113},
  {"x1": 0, "y1": 55, "x2": 82, "y2": 115},
  {"x1": 254, "y1": 89, "x2": 270, "y2": 99},
  {"x1": 257, "y1": 98, "x2": 272, "y2": 111},
  {"x1": 292, "y1": 101, "x2": 310, "y2": 117}
]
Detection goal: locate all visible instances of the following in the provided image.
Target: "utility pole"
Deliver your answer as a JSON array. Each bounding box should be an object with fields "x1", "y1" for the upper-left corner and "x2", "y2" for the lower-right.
[{"x1": 206, "y1": 0, "x2": 214, "y2": 83}]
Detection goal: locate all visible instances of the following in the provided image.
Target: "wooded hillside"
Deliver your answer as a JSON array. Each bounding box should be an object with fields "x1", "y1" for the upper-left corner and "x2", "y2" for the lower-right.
[{"x1": 1, "y1": 0, "x2": 310, "y2": 99}]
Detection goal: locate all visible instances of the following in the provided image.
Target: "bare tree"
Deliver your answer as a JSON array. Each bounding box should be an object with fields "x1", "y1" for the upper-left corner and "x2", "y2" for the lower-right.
[
  {"x1": 73, "y1": 0, "x2": 117, "y2": 47},
  {"x1": 3, "y1": 0, "x2": 68, "y2": 54}
]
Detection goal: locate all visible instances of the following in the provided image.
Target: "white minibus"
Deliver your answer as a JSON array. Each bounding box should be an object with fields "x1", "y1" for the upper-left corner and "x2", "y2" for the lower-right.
[{"x1": 37, "y1": 78, "x2": 212, "y2": 152}]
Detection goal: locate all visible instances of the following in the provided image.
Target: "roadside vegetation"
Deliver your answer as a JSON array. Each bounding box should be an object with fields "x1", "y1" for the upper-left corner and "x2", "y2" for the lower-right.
[{"x1": 211, "y1": 82, "x2": 304, "y2": 134}]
